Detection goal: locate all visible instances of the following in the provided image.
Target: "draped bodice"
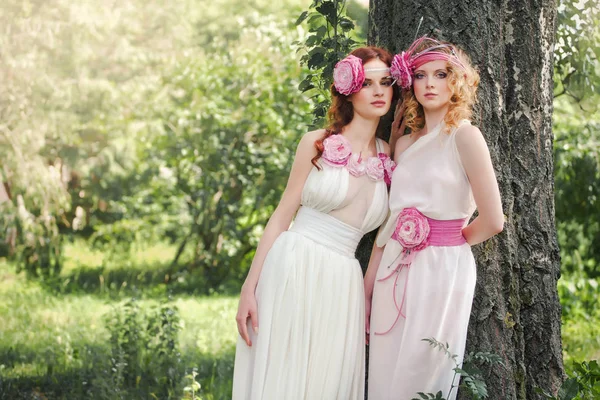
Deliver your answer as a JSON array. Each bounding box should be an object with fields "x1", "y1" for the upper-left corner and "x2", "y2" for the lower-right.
[
  {"x1": 377, "y1": 121, "x2": 476, "y2": 246},
  {"x1": 300, "y1": 138, "x2": 390, "y2": 234}
]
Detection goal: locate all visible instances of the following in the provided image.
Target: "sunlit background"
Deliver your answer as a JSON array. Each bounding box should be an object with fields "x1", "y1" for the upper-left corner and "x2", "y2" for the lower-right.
[{"x1": 0, "y1": 0, "x2": 598, "y2": 398}]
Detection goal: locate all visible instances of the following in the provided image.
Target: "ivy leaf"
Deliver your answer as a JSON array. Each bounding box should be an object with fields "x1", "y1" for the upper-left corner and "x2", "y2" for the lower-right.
[
  {"x1": 298, "y1": 77, "x2": 315, "y2": 92},
  {"x1": 306, "y1": 34, "x2": 320, "y2": 46},
  {"x1": 314, "y1": 25, "x2": 327, "y2": 39},
  {"x1": 295, "y1": 11, "x2": 309, "y2": 26},
  {"x1": 339, "y1": 18, "x2": 354, "y2": 31},
  {"x1": 308, "y1": 53, "x2": 326, "y2": 69},
  {"x1": 308, "y1": 47, "x2": 327, "y2": 69},
  {"x1": 557, "y1": 378, "x2": 579, "y2": 400},
  {"x1": 315, "y1": 1, "x2": 338, "y2": 24}
]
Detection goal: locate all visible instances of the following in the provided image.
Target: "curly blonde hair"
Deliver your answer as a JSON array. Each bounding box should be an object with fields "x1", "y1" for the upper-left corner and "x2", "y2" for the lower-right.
[{"x1": 403, "y1": 41, "x2": 480, "y2": 134}]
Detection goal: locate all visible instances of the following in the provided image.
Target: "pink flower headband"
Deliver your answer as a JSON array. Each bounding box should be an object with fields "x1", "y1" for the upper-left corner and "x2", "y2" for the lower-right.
[
  {"x1": 333, "y1": 55, "x2": 391, "y2": 96},
  {"x1": 390, "y1": 36, "x2": 467, "y2": 89}
]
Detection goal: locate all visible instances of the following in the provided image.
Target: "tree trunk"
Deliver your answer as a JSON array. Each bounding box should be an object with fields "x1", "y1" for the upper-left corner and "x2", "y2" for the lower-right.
[{"x1": 365, "y1": 1, "x2": 564, "y2": 398}]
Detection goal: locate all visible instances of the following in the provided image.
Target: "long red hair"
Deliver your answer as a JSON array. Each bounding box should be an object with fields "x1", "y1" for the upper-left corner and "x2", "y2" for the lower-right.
[{"x1": 311, "y1": 46, "x2": 399, "y2": 168}]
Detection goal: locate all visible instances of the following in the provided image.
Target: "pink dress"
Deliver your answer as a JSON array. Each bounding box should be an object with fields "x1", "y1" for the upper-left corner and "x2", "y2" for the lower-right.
[{"x1": 369, "y1": 121, "x2": 477, "y2": 400}]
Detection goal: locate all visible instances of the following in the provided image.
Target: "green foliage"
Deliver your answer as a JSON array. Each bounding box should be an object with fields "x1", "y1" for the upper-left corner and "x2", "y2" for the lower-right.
[
  {"x1": 129, "y1": 14, "x2": 312, "y2": 292},
  {"x1": 296, "y1": 0, "x2": 364, "y2": 127},
  {"x1": 553, "y1": 103, "x2": 600, "y2": 279},
  {"x1": 552, "y1": 4, "x2": 600, "y2": 383},
  {"x1": 0, "y1": 250, "x2": 241, "y2": 399},
  {"x1": 414, "y1": 391, "x2": 445, "y2": 400},
  {"x1": 0, "y1": 0, "x2": 314, "y2": 291},
  {"x1": 536, "y1": 360, "x2": 600, "y2": 400},
  {"x1": 0, "y1": 200, "x2": 64, "y2": 278},
  {"x1": 99, "y1": 299, "x2": 183, "y2": 398},
  {"x1": 182, "y1": 370, "x2": 203, "y2": 400},
  {"x1": 415, "y1": 338, "x2": 505, "y2": 400},
  {"x1": 554, "y1": 1, "x2": 600, "y2": 107}
]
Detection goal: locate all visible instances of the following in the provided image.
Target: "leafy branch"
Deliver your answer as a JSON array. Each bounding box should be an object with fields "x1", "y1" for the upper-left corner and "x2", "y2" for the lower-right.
[
  {"x1": 295, "y1": 0, "x2": 361, "y2": 127},
  {"x1": 536, "y1": 360, "x2": 600, "y2": 400},
  {"x1": 411, "y1": 337, "x2": 506, "y2": 400}
]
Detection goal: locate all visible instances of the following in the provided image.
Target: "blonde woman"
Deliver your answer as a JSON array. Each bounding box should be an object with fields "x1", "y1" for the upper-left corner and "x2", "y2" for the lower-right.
[{"x1": 365, "y1": 37, "x2": 504, "y2": 400}]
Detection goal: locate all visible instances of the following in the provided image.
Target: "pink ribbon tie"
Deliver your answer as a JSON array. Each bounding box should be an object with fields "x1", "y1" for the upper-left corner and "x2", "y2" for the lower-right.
[{"x1": 374, "y1": 212, "x2": 467, "y2": 335}]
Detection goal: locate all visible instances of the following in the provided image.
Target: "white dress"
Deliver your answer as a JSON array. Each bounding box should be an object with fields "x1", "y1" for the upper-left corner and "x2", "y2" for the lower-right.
[
  {"x1": 233, "y1": 138, "x2": 390, "y2": 400},
  {"x1": 368, "y1": 121, "x2": 477, "y2": 400}
]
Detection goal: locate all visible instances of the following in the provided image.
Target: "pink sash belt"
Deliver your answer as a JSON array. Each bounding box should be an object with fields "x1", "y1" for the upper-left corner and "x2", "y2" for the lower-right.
[{"x1": 374, "y1": 208, "x2": 467, "y2": 335}]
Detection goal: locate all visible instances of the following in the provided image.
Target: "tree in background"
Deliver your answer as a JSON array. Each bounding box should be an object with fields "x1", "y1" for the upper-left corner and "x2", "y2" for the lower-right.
[{"x1": 369, "y1": 1, "x2": 563, "y2": 399}]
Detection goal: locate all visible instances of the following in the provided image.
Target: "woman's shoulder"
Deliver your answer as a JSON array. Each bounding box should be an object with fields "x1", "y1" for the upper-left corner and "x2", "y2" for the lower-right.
[
  {"x1": 454, "y1": 122, "x2": 489, "y2": 160},
  {"x1": 296, "y1": 129, "x2": 326, "y2": 153},
  {"x1": 303, "y1": 129, "x2": 327, "y2": 141},
  {"x1": 454, "y1": 121, "x2": 481, "y2": 141}
]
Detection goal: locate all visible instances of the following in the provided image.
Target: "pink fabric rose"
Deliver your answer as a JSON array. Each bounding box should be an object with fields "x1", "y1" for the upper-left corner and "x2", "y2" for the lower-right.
[
  {"x1": 347, "y1": 153, "x2": 366, "y2": 177},
  {"x1": 365, "y1": 157, "x2": 384, "y2": 181},
  {"x1": 392, "y1": 207, "x2": 431, "y2": 251},
  {"x1": 333, "y1": 55, "x2": 365, "y2": 95},
  {"x1": 378, "y1": 153, "x2": 396, "y2": 185},
  {"x1": 322, "y1": 134, "x2": 352, "y2": 166},
  {"x1": 390, "y1": 52, "x2": 413, "y2": 89}
]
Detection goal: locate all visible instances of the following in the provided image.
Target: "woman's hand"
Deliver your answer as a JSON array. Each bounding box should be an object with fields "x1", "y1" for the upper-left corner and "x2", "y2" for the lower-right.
[
  {"x1": 390, "y1": 102, "x2": 407, "y2": 157},
  {"x1": 236, "y1": 285, "x2": 259, "y2": 346},
  {"x1": 391, "y1": 101, "x2": 405, "y2": 137},
  {"x1": 233, "y1": 130, "x2": 321, "y2": 347}
]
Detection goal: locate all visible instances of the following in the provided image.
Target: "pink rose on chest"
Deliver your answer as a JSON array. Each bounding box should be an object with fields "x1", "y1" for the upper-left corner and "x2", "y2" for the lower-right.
[
  {"x1": 322, "y1": 134, "x2": 352, "y2": 166},
  {"x1": 391, "y1": 207, "x2": 431, "y2": 251},
  {"x1": 365, "y1": 156, "x2": 385, "y2": 180},
  {"x1": 347, "y1": 153, "x2": 366, "y2": 177},
  {"x1": 378, "y1": 153, "x2": 396, "y2": 185}
]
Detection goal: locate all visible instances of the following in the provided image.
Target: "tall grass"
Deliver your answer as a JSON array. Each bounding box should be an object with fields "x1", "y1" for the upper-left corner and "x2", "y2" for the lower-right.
[
  {"x1": 0, "y1": 241, "x2": 237, "y2": 399},
  {"x1": 0, "y1": 241, "x2": 598, "y2": 399}
]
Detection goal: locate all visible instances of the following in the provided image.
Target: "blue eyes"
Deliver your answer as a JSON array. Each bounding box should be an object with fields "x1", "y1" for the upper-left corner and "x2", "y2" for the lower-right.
[{"x1": 414, "y1": 72, "x2": 448, "y2": 79}]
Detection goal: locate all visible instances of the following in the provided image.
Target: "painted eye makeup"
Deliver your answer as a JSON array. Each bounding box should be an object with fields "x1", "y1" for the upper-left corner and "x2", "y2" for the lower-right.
[{"x1": 414, "y1": 71, "x2": 448, "y2": 79}]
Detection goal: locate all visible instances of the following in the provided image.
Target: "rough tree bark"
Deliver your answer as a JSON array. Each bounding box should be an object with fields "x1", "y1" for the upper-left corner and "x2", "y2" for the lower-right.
[{"x1": 361, "y1": 1, "x2": 564, "y2": 399}]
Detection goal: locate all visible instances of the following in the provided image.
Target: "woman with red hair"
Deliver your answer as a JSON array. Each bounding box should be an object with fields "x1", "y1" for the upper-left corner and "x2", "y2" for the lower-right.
[
  {"x1": 232, "y1": 46, "x2": 398, "y2": 399},
  {"x1": 365, "y1": 37, "x2": 504, "y2": 400}
]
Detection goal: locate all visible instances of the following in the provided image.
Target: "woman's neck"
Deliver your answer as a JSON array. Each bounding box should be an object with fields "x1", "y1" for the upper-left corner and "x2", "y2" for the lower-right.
[
  {"x1": 421, "y1": 105, "x2": 449, "y2": 136},
  {"x1": 342, "y1": 114, "x2": 379, "y2": 154}
]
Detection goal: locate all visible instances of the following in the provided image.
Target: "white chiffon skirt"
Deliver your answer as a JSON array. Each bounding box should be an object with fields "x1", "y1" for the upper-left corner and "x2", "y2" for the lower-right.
[
  {"x1": 368, "y1": 242, "x2": 476, "y2": 400},
  {"x1": 232, "y1": 207, "x2": 366, "y2": 400}
]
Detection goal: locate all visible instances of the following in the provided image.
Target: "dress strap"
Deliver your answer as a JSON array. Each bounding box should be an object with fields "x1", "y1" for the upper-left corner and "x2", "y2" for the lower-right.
[{"x1": 375, "y1": 138, "x2": 384, "y2": 153}]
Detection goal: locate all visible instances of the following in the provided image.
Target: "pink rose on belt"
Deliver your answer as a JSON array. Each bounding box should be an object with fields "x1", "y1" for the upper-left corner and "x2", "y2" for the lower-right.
[
  {"x1": 333, "y1": 55, "x2": 365, "y2": 95},
  {"x1": 322, "y1": 134, "x2": 352, "y2": 166},
  {"x1": 390, "y1": 51, "x2": 413, "y2": 89},
  {"x1": 365, "y1": 157, "x2": 385, "y2": 181},
  {"x1": 392, "y1": 207, "x2": 430, "y2": 251}
]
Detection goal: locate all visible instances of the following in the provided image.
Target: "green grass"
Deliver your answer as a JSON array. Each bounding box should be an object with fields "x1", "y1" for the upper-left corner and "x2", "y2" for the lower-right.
[
  {"x1": 559, "y1": 275, "x2": 600, "y2": 365},
  {"x1": 0, "y1": 241, "x2": 238, "y2": 399},
  {"x1": 0, "y1": 242, "x2": 598, "y2": 399}
]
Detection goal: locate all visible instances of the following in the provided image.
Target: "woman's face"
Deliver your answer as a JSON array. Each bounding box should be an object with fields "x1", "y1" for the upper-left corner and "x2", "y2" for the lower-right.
[
  {"x1": 412, "y1": 59, "x2": 452, "y2": 111},
  {"x1": 349, "y1": 58, "x2": 394, "y2": 119}
]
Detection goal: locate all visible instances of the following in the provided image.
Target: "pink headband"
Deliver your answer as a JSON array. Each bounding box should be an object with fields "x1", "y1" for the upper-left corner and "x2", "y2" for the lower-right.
[{"x1": 391, "y1": 36, "x2": 466, "y2": 89}]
